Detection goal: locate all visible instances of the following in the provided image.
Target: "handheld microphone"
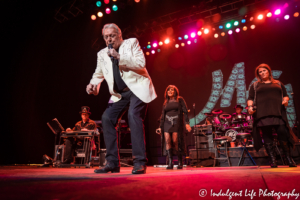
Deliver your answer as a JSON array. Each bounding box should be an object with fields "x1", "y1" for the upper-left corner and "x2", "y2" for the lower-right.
[{"x1": 108, "y1": 44, "x2": 114, "y2": 60}]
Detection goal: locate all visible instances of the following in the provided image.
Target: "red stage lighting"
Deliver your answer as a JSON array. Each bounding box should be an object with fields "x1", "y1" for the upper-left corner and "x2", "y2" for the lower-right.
[
  {"x1": 91, "y1": 15, "x2": 96, "y2": 20},
  {"x1": 204, "y1": 29, "x2": 209, "y2": 34},
  {"x1": 164, "y1": 39, "x2": 170, "y2": 44},
  {"x1": 257, "y1": 14, "x2": 263, "y2": 20}
]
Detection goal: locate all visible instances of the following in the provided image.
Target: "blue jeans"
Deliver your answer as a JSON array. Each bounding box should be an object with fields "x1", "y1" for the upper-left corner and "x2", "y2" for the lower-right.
[{"x1": 101, "y1": 90, "x2": 148, "y2": 167}]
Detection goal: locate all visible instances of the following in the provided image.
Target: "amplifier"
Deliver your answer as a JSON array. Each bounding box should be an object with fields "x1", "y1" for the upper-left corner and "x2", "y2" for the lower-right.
[{"x1": 194, "y1": 134, "x2": 214, "y2": 149}]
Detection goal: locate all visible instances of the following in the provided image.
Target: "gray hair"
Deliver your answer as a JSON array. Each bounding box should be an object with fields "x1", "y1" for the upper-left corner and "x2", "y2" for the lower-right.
[{"x1": 102, "y1": 23, "x2": 122, "y2": 38}]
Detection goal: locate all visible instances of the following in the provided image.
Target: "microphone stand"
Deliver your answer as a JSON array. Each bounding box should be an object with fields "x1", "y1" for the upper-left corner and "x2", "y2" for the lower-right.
[{"x1": 193, "y1": 104, "x2": 200, "y2": 167}]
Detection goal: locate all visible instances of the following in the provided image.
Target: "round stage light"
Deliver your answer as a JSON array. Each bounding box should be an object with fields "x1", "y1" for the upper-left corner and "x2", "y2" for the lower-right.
[
  {"x1": 284, "y1": 15, "x2": 290, "y2": 20},
  {"x1": 146, "y1": 52, "x2": 150, "y2": 56},
  {"x1": 274, "y1": 9, "x2": 281, "y2": 15},
  {"x1": 91, "y1": 15, "x2": 96, "y2": 20},
  {"x1": 104, "y1": 0, "x2": 110, "y2": 4},
  {"x1": 228, "y1": 30, "x2": 233, "y2": 35},
  {"x1": 194, "y1": 39, "x2": 197, "y2": 43},
  {"x1": 135, "y1": 0, "x2": 140, "y2": 2},
  {"x1": 175, "y1": 44, "x2": 179, "y2": 48},
  {"x1": 97, "y1": 12, "x2": 103, "y2": 17},
  {"x1": 191, "y1": 32, "x2": 196, "y2": 38},
  {"x1": 148, "y1": 42, "x2": 150, "y2": 44},
  {"x1": 187, "y1": 41, "x2": 191, "y2": 45},
  {"x1": 164, "y1": 39, "x2": 170, "y2": 44},
  {"x1": 197, "y1": 31, "x2": 202, "y2": 36},
  {"x1": 153, "y1": 43, "x2": 157, "y2": 47},
  {"x1": 204, "y1": 29, "x2": 209, "y2": 34},
  {"x1": 184, "y1": 35, "x2": 188, "y2": 39},
  {"x1": 214, "y1": 33, "x2": 218, "y2": 38},
  {"x1": 106, "y1": 8, "x2": 111, "y2": 14},
  {"x1": 151, "y1": 50, "x2": 155, "y2": 54},
  {"x1": 267, "y1": 12, "x2": 272, "y2": 17},
  {"x1": 181, "y1": 43, "x2": 185, "y2": 47},
  {"x1": 243, "y1": 26, "x2": 247, "y2": 31},
  {"x1": 157, "y1": 49, "x2": 161, "y2": 52},
  {"x1": 236, "y1": 28, "x2": 240, "y2": 33},
  {"x1": 112, "y1": 5, "x2": 118, "y2": 11},
  {"x1": 159, "y1": 41, "x2": 163, "y2": 46},
  {"x1": 96, "y1": 1, "x2": 102, "y2": 7},
  {"x1": 147, "y1": 45, "x2": 151, "y2": 49},
  {"x1": 258, "y1": 14, "x2": 263, "y2": 20},
  {"x1": 178, "y1": 37, "x2": 182, "y2": 40},
  {"x1": 221, "y1": 32, "x2": 225, "y2": 36},
  {"x1": 251, "y1": 25, "x2": 255, "y2": 29},
  {"x1": 294, "y1": 12, "x2": 299, "y2": 17},
  {"x1": 241, "y1": 19, "x2": 246, "y2": 23},
  {"x1": 113, "y1": 0, "x2": 117, "y2": 1},
  {"x1": 219, "y1": 25, "x2": 223, "y2": 29},
  {"x1": 226, "y1": 23, "x2": 231, "y2": 28},
  {"x1": 250, "y1": 17, "x2": 254, "y2": 21},
  {"x1": 234, "y1": 21, "x2": 239, "y2": 26}
]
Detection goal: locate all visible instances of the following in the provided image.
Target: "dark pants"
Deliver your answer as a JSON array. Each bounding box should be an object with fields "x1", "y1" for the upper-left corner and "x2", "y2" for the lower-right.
[
  {"x1": 64, "y1": 137, "x2": 83, "y2": 160},
  {"x1": 260, "y1": 125, "x2": 289, "y2": 144},
  {"x1": 101, "y1": 90, "x2": 148, "y2": 167}
]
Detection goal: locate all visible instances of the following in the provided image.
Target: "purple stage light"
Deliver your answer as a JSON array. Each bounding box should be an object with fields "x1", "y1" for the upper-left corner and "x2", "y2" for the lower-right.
[
  {"x1": 153, "y1": 43, "x2": 157, "y2": 47},
  {"x1": 191, "y1": 32, "x2": 196, "y2": 38},
  {"x1": 284, "y1": 15, "x2": 290, "y2": 20},
  {"x1": 236, "y1": 28, "x2": 240, "y2": 33},
  {"x1": 228, "y1": 30, "x2": 233, "y2": 35}
]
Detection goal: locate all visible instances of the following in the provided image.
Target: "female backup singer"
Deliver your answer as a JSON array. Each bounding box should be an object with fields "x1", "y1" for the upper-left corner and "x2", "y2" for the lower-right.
[
  {"x1": 247, "y1": 64, "x2": 298, "y2": 168},
  {"x1": 156, "y1": 85, "x2": 192, "y2": 169}
]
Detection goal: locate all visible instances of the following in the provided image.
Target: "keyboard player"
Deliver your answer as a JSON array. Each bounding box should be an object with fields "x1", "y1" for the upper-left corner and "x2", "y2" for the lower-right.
[{"x1": 62, "y1": 106, "x2": 97, "y2": 164}]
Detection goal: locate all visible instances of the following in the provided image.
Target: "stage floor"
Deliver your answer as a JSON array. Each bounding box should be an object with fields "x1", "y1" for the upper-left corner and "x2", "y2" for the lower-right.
[{"x1": 1, "y1": 165, "x2": 300, "y2": 200}]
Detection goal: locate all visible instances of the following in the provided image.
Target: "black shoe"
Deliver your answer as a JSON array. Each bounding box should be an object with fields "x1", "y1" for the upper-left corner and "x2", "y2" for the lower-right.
[
  {"x1": 94, "y1": 163, "x2": 120, "y2": 173},
  {"x1": 280, "y1": 141, "x2": 297, "y2": 167},
  {"x1": 166, "y1": 149, "x2": 173, "y2": 170},
  {"x1": 177, "y1": 152, "x2": 183, "y2": 169},
  {"x1": 264, "y1": 143, "x2": 278, "y2": 168},
  {"x1": 132, "y1": 165, "x2": 147, "y2": 174},
  {"x1": 61, "y1": 158, "x2": 73, "y2": 164}
]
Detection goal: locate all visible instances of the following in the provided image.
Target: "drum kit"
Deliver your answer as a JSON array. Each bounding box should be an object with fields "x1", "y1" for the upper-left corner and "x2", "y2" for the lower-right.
[{"x1": 204, "y1": 108, "x2": 253, "y2": 143}]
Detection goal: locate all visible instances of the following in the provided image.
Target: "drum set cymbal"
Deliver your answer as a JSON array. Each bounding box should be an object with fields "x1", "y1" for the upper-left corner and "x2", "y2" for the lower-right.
[
  {"x1": 212, "y1": 109, "x2": 223, "y2": 115},
  {"x1": 204, "y1": 113, "x2": 214, "y2": 117},
  {"x1": 219, "y1": 113, "x2": 231, "y2": 120}
]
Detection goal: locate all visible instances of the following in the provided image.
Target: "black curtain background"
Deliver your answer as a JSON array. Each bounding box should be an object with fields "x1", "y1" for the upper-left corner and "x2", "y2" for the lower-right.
[{"x1": 3, "y1": 0, "x2": 300, "y2": 165}]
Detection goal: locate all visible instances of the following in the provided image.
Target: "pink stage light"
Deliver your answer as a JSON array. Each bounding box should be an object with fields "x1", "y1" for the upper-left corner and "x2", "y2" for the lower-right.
[
  {"x1": 104, "y1": 0, "x2": 110, "y2": 4},
  {"x1": 228, "y1": 30, "x2": 233, "y2": 35},
  {"x1": 106, "y1": 8, "x2": 111, "y2": 14},
  {"x1": 187, "y1": 41, "x2": 191, "y2": 45},
  {"x1": 153, "y1": 43, "x2": 157, "y2": 47},
  {"x1": 274, "y1": 9, "x2": 281, "y2": 15},
  {"x1": 235, "y1": 28, "x2": 240, "y2": 33},
  {"x1": 284, "y1": 15, "x2": 290, "y2": 20},
  {"x1": 151, "y1": 50, "x2": 155, "y2": 54},
  {"x1": 191, "y1": 32, "x2": 196, "y2": 38}
]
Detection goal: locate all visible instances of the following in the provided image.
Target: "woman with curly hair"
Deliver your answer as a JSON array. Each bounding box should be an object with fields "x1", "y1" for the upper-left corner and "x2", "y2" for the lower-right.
[{"x1": 156, "y1": 85, "x2": 191, "y2": 169}]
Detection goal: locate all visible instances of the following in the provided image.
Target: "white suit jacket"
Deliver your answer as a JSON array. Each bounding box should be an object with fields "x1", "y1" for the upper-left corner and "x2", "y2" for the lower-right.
[{"x1": 89, "y1": 38, "x2": 157, "y2": 103}]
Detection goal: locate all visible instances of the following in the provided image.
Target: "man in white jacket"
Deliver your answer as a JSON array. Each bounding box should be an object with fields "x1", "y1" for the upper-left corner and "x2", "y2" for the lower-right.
[{"x1": 86, "y1": 23, "x2": 156, "y2": 174}]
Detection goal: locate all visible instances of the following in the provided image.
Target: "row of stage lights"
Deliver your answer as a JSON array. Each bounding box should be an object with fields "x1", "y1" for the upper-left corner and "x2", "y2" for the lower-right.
[
  {"x1": 144, "y1": 8, "x2": 299, "y2": 55},
  {"x1": 91, "y1": 0, "x2": 141, "y2": 20}
]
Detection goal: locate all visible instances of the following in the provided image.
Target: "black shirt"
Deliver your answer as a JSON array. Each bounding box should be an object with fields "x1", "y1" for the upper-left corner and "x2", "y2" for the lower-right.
[
  {"x1": 112, "y1": 48, "x2": 127, "y2": 93},
  {"x1": 248, "y1": 81, "x2": 288, "y2": 120}
]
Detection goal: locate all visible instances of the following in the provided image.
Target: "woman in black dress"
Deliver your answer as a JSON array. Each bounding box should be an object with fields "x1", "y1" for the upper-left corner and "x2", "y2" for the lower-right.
[
  {"x1": 156, "y1": 85, "x2": 191, "y2": 169},
  {"x1": 247, "y1": 64, "x2": 298, "y2": 168}
]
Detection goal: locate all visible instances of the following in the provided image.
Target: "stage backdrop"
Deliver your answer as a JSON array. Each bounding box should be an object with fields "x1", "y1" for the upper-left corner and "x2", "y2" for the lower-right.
[{"x1": 3, "y1": 9, "x2": 300, "y2": 165}]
